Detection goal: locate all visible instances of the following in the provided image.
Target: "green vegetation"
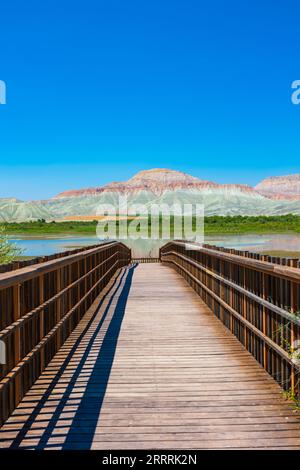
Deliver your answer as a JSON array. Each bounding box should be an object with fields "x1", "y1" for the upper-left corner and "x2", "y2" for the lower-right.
[
  {"x1": 282, "y1": 389, "x2": 300, "y2": 411},
  {"x1": 260, "y1": 250, "x2": 300, "y2": 258},
  {"x1": 1, "y1": 219, "x2": 100, "y2": 235},
  {"x1": 2, "y1": 214, "x2": 300, "y2": 236},
  {"x1": 274, "y1": 316, "x2": 300, "y2": 411},
  {"x1": 203, "y1": 214, "x2": 300, "y2": 234},
  {"x1": 0, "y1": 226, "x2": 23, "y2": 264}
]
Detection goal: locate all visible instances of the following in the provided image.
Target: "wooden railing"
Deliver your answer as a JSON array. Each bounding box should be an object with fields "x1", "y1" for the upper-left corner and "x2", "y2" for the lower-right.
[
  {"x1": 131, "y1": 258, "x2": 160, "y2": 263},
  {"x1": 0, "y1": 243, "x2": 111, "y2": 273},
  {"x1": 0, "y1": 241, "x2": 131, "y2": 426},
  {"x1": 160, "y1": 241, "x2": 300, "y2": 398}
]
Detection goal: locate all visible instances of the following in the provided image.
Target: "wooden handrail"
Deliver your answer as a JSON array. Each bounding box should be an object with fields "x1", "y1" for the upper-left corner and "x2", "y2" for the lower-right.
[
  {"x1": 162, "y1": 254, "x2": 298, "y2": 367},
  {"x1": 0, "y1": 241, "x2": 131, "y2": 426},
  {"x1": 0, "y1": 241, "x2": 124, "y2": 290},
  {"x1": 0, "y1": 258, "x2": 120, "y2": 388},
  {"x1": 162, "y1": 250, "x2": 300, "y2": 326},
  {"x1": 160, "y1": 241, "x2": 300, "y2": 399},
  {"x1": 0, "y1": 251, "x2": 120, "y2": 341},
  {"x1": 162, "y1": 241, "x2": 300, "y2": 282}
]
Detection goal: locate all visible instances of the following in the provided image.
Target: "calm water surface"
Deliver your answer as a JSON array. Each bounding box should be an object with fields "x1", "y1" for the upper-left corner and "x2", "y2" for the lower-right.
[
  {"x1": 10, "y1": 236, "x2": 99, "y2": 257},
  {"x1": 9, "y1": 233, "x2": 300, "y2": 258}
]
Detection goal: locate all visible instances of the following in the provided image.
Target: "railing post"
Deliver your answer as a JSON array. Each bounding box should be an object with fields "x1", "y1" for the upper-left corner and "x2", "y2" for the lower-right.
[
  {"x1": 84, "y1": 257, "x2": 88, "y2": 310},
  {"x1": 220, "y1": 260, "x2": 225, "y2": 323},
  {"x1": 229, "y1": 253, "x2": 234, "y2": 333},
  {"x1": 68, "y1": 264, "x2": 72, "y2": 314},
  {"x1": 13, "y1": 284, "x2": 21, "y2": 405},
  {"x1": 289, "y1": 259, "x2": 299, "y2": 395},
  {"x1": 243, "y1": 264, "x2": 248, "y2": 349},
  {"x1": 39, "y1": 275, "x2": 45, "y2": 370},
  {"x1": 77, "y1": 260, "x2": 81, "y2": 320},
  {"x1": 261, "y1": 256, "x2": 268, "y2": 370},
  {"x1": 56, "y1": 268, "x2": 62, "y2": 349}
]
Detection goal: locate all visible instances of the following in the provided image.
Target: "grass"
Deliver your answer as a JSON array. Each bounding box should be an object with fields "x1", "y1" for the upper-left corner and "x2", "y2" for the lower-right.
[{"x1": 1, "y1": 214, "x2": 300, "y2": 236}]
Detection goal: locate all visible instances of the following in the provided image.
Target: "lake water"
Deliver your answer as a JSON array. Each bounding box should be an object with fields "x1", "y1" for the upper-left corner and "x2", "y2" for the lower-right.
[
  {"x1": 10, "y1": 236, "x2": 100, "y2": 257},
  {"x1": 9, "y1": 233, "x2": 300, "y2": 258}
]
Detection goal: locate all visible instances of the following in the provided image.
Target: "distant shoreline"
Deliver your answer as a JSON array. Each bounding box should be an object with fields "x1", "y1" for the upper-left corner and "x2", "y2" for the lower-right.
[{"x1": 2, "y1": 214, "x2": 300, "y2": 236}]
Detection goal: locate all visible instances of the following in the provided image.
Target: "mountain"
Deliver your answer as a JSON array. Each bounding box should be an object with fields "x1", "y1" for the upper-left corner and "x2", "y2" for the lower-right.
[
  {"x1": 54, "y1": 169, "x2": 215, "y2": 198},
  {"x1": 1, "y1": 169, "x2": 300, "y2": 222},
  {"x1": 255, "y1": 174, "x2": 300, "y2": 200},
  {"x1": 55, "y1": 168, "x2": 259, "y2": 198},
  {"x1": 0, "y1": 198, "x2": 53, "y2": 222}
]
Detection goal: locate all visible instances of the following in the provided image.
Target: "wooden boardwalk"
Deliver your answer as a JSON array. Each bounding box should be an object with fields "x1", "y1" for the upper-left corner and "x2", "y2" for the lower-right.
[{"x1": 1, "y1": 263, "x2": 300, "y2": 449}]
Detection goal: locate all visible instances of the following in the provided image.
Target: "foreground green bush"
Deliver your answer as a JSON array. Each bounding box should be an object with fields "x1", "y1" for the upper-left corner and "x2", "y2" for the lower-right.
[{"x1": 0, "y1": 227, "x2": 22, "y2": 264}]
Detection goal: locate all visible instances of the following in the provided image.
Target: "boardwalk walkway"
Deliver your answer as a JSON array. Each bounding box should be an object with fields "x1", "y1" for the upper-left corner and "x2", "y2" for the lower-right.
[{"x1": 1, "y1": 263, "x2": 300, "y2": 449}]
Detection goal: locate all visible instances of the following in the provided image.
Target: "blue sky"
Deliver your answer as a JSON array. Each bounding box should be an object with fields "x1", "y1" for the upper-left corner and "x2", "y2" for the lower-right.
[{"x1": 0, "y1": 0, "x2": 300, "y2": 200}]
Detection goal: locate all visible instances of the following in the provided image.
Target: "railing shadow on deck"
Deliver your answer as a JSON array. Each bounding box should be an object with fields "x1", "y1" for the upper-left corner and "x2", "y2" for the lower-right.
[{"x1": 6, "y1": 264, "x2": 137, "y2": 450}]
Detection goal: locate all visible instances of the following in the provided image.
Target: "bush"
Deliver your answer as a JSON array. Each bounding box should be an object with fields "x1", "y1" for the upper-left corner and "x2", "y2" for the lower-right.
[{"x1": 0, "y1": 226, "x2": 22, "y2": 264}]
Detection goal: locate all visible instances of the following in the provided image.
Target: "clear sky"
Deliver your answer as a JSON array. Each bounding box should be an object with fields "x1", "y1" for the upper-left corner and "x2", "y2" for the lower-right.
[{"x1": 0, "y1": 0, "x2": 300, "y2": 200}]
